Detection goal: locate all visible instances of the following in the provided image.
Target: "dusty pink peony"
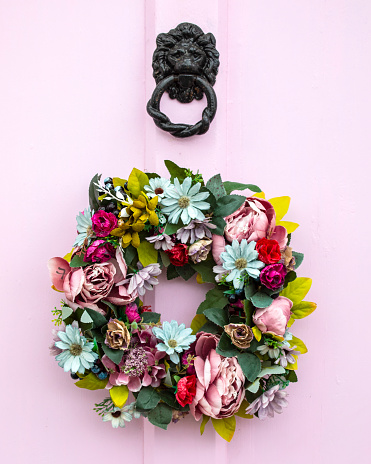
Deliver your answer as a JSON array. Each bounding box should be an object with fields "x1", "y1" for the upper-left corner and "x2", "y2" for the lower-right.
[
  {"x1": 91, "y1": 210, "x2": 117, "y2": 237},
  {"x1": 84, "y1": 240, "x2": 115, "y2": 263},
  {"x1": 190, "y1": 332, "x2": 245, "y2": 420},
  {"x1": 253, "y1": 296, "x2": 293, "y2": 337}
]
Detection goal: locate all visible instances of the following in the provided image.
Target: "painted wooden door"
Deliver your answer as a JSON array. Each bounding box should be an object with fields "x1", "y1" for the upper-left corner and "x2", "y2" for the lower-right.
[{"x1": 1, "y1": 1, "x2": 370, "y2": 463}]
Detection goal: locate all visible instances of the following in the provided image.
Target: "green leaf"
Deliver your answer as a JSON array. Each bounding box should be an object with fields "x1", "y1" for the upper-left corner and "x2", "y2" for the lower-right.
[
  {"x1": 176, "y1": 264, "x2": 196, "y2": 281},
  {"x1": 197, "y1": 287, "x2": 229, "y2": 314},
  {"x1": 141, "y1": 312, "x2": 161, "y2": 324},
  {"x1": 206, "y1": 174, "x2": 227, "y2": 200},
  {"x1": 110, "y1": 385, "x2": 129, "y2": 408},
  {"x1": 280, "y1": 277, "x2": 312, "y2": 305},
  {"x1": 290, "y1": 301, "x2": 317, "y2": 320},
  {"x1": 235, "y1": 399, "x2": 254, "y2": 419},
  {"x1": 89, "y1": 173, "x2": 101, "y2": 211},
  {"x1": 137, "y1": 240, "x2": 158, "y2": 267},
  {"x1": 84, "y1": 308, "x2": 107, "y2": 328},
  {"x1": 167, "y1": 264, "x2": 179, "y2": 280},
  {"x1": 164, "y1": 221, "x2": 183, "y2": 235},
  {"x1": 210, "y1": 215, "x2": 226, "y2": 235},
  {"x1": 204, "y1": 307, "x2": 229, "y2": 327},
  {"x1": 70, "y1": 253, "x2": 89, "y2": 268},
  {"x1": 244, "y1": 300, "x2": 254, "y2": 327},
  {"x1": 251, "y1": 291, "x2": 273, "y2": 309},
  {"x1": 61, "y1": 306, "x2": 73, "y2": 320},
  {"x1": 101, "y1": 300, "x2": 119, "y2": 318},
  {"x1": 200, "y1": 415, "x2": 210, "y2": 435},
  {"x1": 75, "y1": 373, "x2": 108, "y2": 390},
  {"x1": 148, "y1": 403, "x2": 173, "y2": 430},
  {"x1": 214, "y1": 194, "x2": 246, "y2": 218},
  {"x1": 284, "y1": 271, "x2": 297, "y2": 287},
  {"x1": 136, "y1": 386, "x2": 161, "y2": 410},
  {"x1": 237, "y1": 353, "x2": 261, "y2": 382},
  {"x1": 189, "y1": 258, "x2": 216, "y2": 284},
  {"x1": 190, "y1": 314, "x2": 208, "y2": 335},
  {"x1": 244, "y1": 282, "x2": 258, "y2": 300},
  {"x1": 101, "y1": 343, "x2": 124, "y2": 365},
  {"x1": 223, "y1": 181, "x2": 262, "y2": 195},
  {"x1": 199, "y1": 321, "x2": 222, "y2": 335},
  {"x1": 286, "y1": 370, "x2": 298, "y2": 383},
  {"x1": 124, "y1": 245, "x2": 138, "y2": 267},
  {"x1": 80, "y1": 310, "x2": 93, "y2": 325},
  {"x1": 164, "y1": 160, "x2": 187, "y2": 182},
  {"x1": 145, "y1": 172, "x2": 160, "y2": 180},
  {"x1": 211, "y1": 416, "x2": 236, "y2": 442},
  {"x1": 158, "y1": 389, "x2": 189, "y2": 411},
  {"x1": 292, "y1": 251, "x2": 304, "y2": 269},
  {"x1": 216, "y1": 332, "x2": 240, "y2": 357},
  {"x1": 289, "y1": 335, "x2": 308, "y2": 354},
  {"x1": 127, "y1": 168, "x2": 149, "y2": 197},
  {"x1": 160, "y1": 251, "x2": 171, "y2": 267}
]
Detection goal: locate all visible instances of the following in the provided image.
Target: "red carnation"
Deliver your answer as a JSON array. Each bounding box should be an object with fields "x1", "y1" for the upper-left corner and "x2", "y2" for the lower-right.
[
  {"x1": 256, "y1": 238, "x2": 281, "y2": 264},
  {"x1": 176, "y1": 375, "x2": 197, "y2": 407},
  {"x1": 165, "y1": 243, "x2": 189, "y2": 267}
]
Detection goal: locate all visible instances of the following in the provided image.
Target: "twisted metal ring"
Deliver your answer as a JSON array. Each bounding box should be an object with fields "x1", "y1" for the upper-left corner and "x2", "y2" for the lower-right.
[{"x1": 147, "y1": 75, "x2": 217, "y2": 138}]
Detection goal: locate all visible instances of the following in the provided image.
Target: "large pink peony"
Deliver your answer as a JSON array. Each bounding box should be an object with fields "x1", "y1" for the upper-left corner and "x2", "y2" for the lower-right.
[
  {"x1": 212, "y1": 197, "x2": 288, "y2": 265},
  {"x1": 253, "y1": 296, "x2": 293, "y2": 337},
  {"x1": 48, "y1": 248, "x2": 137, "y2": 314},
  {"x1": 190, "y1": 332, "x2": 245, "y2": 420}
]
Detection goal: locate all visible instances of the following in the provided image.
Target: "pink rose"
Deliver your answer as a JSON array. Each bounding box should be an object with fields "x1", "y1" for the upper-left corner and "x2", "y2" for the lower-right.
[
  {"x1": 253, "y1": 296, "x2": 293, "y2": 337},
  {"x1": 84, "y1": 240, "x2": 115, "y2": 263},
  {"x1": 91, "y1": 210, "x2": 117, "y2": 237},
  {"x1": 190, "y1": 332, "x2": 245, "y2": 420}
]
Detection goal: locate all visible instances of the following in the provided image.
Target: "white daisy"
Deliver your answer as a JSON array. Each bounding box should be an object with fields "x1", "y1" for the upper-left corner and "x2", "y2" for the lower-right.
[
  {"x1": 73, "y1": 208, "x2": 94, "y2": 247},
  {"x1": 103, "y1": 406, "x2": 133, "y2": 429},
  {"x1": 55, "y1": 325, "x2": 98, "y2": 374},
  {"x1": 144, "y1": 177, "x2": 172, "y2": 201},
  {"x1": 215, "y1": 239, "x2": 265, "y2": 289},
  {"x1": 161, "y1": 177, "x2": 210, "y2": 225}
]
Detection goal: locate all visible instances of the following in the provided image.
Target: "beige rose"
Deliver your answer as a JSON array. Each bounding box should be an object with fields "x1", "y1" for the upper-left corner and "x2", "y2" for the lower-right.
[
  {"x1": 281, "y1": 246, "x2": 296, "y2": 271},
  {"x1": 224, "y1": 323, "x2": 254, "y2": 349},
  {"x1": 188, "y1": 239, "x2": 212, "y2": 264},
  {"x1": 105, "y1": 319, "x2": 130, "y2": 350}
]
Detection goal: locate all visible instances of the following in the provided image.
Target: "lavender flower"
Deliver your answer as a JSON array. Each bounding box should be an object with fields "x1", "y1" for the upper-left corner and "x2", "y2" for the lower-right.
[
  {"x1": 176, "y1": 217, "x2": 216, "y2": 244},
  {"x1": 146, "y1": 233, "x2": 174, "y2": 251},
  {"x1": 275, "y1": 346, "x2": 299, "y2": 368},
  {"x1": 117, "y1": 263, "x2": 161, "y2": 297},
  {"x1": 245, "y1": 385, "x2": 288, "y2": 420},
  {"x1": 122, "y1": 347, "x2": 148, "y2": 377}
]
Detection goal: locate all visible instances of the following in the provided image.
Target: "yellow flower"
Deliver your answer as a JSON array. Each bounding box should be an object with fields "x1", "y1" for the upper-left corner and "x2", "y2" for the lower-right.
[{"x1": 110, "y1": 193, "x2": 159, "y2": 248}]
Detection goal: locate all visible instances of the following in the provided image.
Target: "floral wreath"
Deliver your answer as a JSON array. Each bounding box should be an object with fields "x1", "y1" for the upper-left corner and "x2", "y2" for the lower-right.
[{"x1": 48, "y1": 160, "x2": 316, "y2": 442}]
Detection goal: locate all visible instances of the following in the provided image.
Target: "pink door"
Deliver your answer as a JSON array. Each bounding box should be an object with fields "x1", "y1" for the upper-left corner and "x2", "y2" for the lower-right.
[{"x1": 1, "y1": 1, "x2": 370, "y2": 463}]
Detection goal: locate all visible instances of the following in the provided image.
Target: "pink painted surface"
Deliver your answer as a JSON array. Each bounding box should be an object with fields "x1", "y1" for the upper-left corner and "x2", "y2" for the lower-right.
[{"x1": 1, "y1": 0, "x2": 370, "y2": 462}]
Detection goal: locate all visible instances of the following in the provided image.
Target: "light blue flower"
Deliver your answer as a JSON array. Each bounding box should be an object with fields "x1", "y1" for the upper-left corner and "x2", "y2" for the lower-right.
[
  {"x1": 161, "y1": 177, "x2": 210, "y2": 225},
  {"x1": 152, "y1": 320, "x2": 196, "y2": 364},
  {"x1": 55, "y1": 325, "x2": 98, "y2": 374},
  {"x1": 73, "y1": 207, "x2": 94, "y2": 247},
  {"x1": 220, "y1": 239, "x2": 265, "y2": 289}
]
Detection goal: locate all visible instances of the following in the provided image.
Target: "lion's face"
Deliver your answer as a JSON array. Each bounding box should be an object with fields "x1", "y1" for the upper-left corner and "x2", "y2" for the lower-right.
[{"x1": 167, "y1": 41, "x2": 207, "y2": 75}]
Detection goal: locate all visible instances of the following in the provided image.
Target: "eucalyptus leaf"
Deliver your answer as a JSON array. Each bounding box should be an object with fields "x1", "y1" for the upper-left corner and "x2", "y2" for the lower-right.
[
  {"x1": 251, "y1": 291, "x2": 273, "y2": 309},
  {"x1": 210, "y1": 216, "x2": 226, "y2": 235},
  {"x1": 223, "y1": 181, "x2": 262, "y2": 195},
  {"x1": 292, "y1": 251, "x2": 304, "y2": 269},
  {"x1": 237, "y1": 353, "x2": 261, "y2": 382},
  {"x1": 89, "y1": 173, "x2": 101, "y2": 211},
  {"x1": 214, "y1": 194, "x2": 246, "y2": 218}
]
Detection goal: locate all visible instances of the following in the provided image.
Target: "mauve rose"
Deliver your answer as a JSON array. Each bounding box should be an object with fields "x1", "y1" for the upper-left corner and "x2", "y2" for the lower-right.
[
  {"x1": 190, "y1": 332, "x2": 245, "y2": 420},
  {"x1": 260, "y1": 263, "x2": 286, "y2": 290},
  {"x1": 253, "y1": 296, "x2": 292, "y2": 337},
  {"x1": 92, "y1": 210, "x2": 117, "y2": 237},
  {"x1": 63, "y1": 262, "x2": 116, "y2": 313},
  {"x1": 84, "y1": 240, "x2": 115, "y2": 263}
]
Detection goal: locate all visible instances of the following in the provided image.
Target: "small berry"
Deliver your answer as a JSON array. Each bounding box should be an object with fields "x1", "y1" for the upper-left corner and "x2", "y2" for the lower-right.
[
  {"x1": 104, "y1": 177, "x2": 113, "y2": 185},
  {"x1": 235, "y1": 288, "x2": 245, "y2": 300},
  {"x1": 227, "y1": 294, "x2": 238, "y2": 304},
  {"x1": 91, "y1": 364, "x2": 100, "y2": 374},
  {"x1": 98, "y1": 206, "x2": 106, "y2": 211},
  {"x1": 105, "y1": 202, "x2": 116, "y2": 213},
  {"x1": 70, "y1": 372, "x2": 79, "y2": 380},
  {"x1": 105, "y1": 183, "x2": 114, "y2": 191},
  {"x1": 112, "y1": 209, "x2": 120, "y2": 217},
  {"x1": 97, "y1": 371, "x2": 108, "y2": 380}
]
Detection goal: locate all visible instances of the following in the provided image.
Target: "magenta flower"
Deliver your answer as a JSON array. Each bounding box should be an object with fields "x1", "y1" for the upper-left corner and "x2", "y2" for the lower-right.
[
  {"x1": 91, "y1": 210, "x2": 117, "y2": 237},
  {"x1": 260, "y1": 263, "x2": 287, "y2": 290},
  {"x1": 102, "y1": 328, "x2": 167, "y2": 392},
  {"x1": 84, "y1": 240, "x2": 115, "y2": 263},
  {"x1": 125, "y1": 303, "x2": 141, "y2": 323},
  {"x1": 190, "y1": 332, "x2": 245, "y2": 420}
]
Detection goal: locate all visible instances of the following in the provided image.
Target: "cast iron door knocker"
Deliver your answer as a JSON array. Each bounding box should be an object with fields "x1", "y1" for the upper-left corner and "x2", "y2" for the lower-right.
[{"x1": 147, "y1": 23, "x2": 220, "y2": 138}]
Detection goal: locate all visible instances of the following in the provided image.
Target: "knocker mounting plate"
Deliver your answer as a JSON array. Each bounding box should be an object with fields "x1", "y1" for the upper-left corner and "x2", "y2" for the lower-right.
[{"x1": 147, "y1": 23, "x2": 220, "y2": 138}]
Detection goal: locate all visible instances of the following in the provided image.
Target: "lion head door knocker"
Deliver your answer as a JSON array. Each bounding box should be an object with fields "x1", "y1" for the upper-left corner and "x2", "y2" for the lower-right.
[{"x1": 147, "y1": 23, "x2": 220, "y2": 138}]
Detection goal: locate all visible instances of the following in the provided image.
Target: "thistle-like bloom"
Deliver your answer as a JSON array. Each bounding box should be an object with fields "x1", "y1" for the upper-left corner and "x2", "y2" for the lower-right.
[
  {"x1": 161, "y1": 177, "x2": 210, "y2": 225},
  {"x1": 176, "y1": 217, "x2": 217, "y2": 244},
  {"x1": 74, "y1": 208, "x2": 94, "y2": 247},
  {"x1": 102, "y1": 402, "x2": 140, "y2": 428},
  {"x1": 245, "y1": 385, "x2": 288, "y2": 420},
  {"x1": 214, "y1": 239, "x2": 264, "y2": 289},
  {"x1": 146, "y1": 233, "x2": 174, "y2": 251},
  {"x1": 55, "y1": 325, "x2": 98, "y2": 374},
  {"x1": 153, "y1": 320, "x2": 196, "y2": 364},
  {"x1": 117, "y1": 263, "x2": 161, "y2": 297},
  {"x1": 144, "y1": 177, "x2": 172, "y2": 202}
]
